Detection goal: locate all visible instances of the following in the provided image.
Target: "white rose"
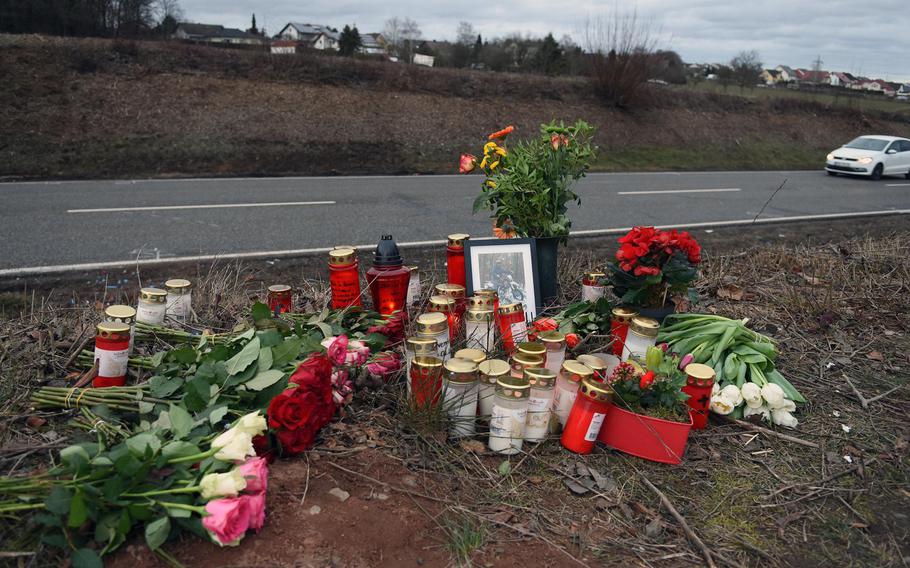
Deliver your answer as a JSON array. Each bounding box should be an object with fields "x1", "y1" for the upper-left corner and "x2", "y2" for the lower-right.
[
  {"x1": 213, "y1": 431, "x2": 255, "y2": 462},
  {"x1": 234, "y1": 411, "x2": 267, "y2": 437},
  {"x1": 710, "y1": 395, "x2": 735, "y2": 415},
  {"x1": 741, "y1": 383, "x2": 763, "y2": 408},
  {"x1": 743, "y1": 403, "x2": 770, "y2": 421},
  {"x1": 771, "y1": 409, "x2": 799, "y2": 428},
  {"x1": 761, "y1": 384, "x2": 786, "y2": 409},
  {"x1": 720, "y1": 384, "x2": 743, "y2": 407},
  {"x1": 200, "y1": 469, "x2": 247, "y2": 499}
]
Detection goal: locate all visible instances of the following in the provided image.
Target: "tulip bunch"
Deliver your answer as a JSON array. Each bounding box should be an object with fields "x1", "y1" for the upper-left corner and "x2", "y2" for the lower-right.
[{"x1": 710, "y1": 382, "x2": 799, "y2": 428}]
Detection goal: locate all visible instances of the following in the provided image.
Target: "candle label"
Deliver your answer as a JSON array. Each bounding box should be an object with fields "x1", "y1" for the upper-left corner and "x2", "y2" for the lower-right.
[
  {"x1": 582, "y1": 285, "x2": 605, "y2": 302},
  {"x1": 136, "y1": 304, "x2": 165, "y2": 324},
  {"x1": 510, "y1": 322, "x2": 528, "y2": 344},
  {"x1": 167, "y1": 295, "x2": 187, "y2": 319},
  {"x1": 553, "y1": 387, "x2": 578, "y2": 425},
  {"x1": 584, "y1": 412, "x2": 607, "y2": 441},
  {"x1": 94, "y1": 346, "x2": 129, "y2": 377},
  {"x1": 490, "y1": 405, "x2": 527, "y2": 439},
  {"x1": 526, "y1": 396, "x2": 551, "y2": 433}
]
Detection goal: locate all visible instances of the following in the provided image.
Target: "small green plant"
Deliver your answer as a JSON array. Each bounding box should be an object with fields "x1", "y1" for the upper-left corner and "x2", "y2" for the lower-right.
[
  {"x1": 607, "y1": 347, "x2": 690, "y2": 420},
  {"x1": 443, "y1": 511, "x2": 486, "y2": 566}
]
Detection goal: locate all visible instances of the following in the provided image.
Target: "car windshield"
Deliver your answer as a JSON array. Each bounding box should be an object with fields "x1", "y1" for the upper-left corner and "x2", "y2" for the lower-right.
[{"x1": 844, "y1": 137, "x2": 889, "y2": 151}]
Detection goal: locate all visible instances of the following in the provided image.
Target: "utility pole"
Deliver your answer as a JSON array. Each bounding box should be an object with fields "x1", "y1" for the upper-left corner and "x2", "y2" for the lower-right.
[{"x1": 811, "y1": 54, "x2": 824, "y2": 83}]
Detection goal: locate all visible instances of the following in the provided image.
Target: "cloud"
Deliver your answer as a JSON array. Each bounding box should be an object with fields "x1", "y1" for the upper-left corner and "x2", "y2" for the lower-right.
[{"x1": 179, "y1": 0, "x2": 909, "y2": 81}]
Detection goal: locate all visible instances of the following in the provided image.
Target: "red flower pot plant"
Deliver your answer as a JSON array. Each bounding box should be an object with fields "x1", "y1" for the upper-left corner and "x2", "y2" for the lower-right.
[
  {"x1": 608, "y1": 226, "x2": 701, "y2": 315},
  {"x1": 598, "y1": 346, "x2": 694, "y2": 464}
]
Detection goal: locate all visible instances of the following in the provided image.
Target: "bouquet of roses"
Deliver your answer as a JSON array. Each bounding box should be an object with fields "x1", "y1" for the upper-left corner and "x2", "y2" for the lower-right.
[{"x1": 608, "y1": 226, "x2": 701, "y2": 309}]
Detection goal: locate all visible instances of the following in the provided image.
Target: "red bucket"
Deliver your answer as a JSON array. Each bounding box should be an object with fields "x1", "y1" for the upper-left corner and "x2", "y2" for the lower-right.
[{"x1": 597, "y1": 403, "x2": 693, "y2": 464}]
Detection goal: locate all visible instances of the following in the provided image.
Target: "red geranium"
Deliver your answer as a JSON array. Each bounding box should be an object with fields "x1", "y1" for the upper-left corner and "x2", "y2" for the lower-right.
[{"x1": 610, "y1": 226, "x2": 701, "y2": 308}]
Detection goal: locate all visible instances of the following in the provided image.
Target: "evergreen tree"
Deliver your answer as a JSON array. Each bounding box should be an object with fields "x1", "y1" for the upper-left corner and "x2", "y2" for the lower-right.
[
  {"x1": 338, "y1": 25, "x2": 362, "y2": 56},
  {"x1": 533, "y1": 33, "x2": 564, "y2": 75},
  {"x1": 247, "y1": 13, "x2": 257, "y2": 35},
  {"x1": 472, "y1": 34, "x2": 483, "y2": 63}
]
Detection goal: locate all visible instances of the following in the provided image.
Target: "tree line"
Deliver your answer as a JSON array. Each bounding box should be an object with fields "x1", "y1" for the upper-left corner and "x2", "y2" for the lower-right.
[{"x1": 0, "y1": 0, "x2": 182, "y2": 37}]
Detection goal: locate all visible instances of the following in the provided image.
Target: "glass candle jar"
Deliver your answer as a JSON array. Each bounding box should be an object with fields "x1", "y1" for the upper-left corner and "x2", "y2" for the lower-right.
[
  {"x1": 489, "y1": 374, "x2": 530, "y2": 455},
  {"x1": 561, "y1": 377, "x2": 613, "y2": 455},
  {"x1": 477, "y1": 359, "x2": 509, "y2": 419},
  {"x1": 136, "y1": 287, "x2": 167, "y2": 325},
  {"x1": 497, "y1": 302, "x2": 528, "y2": 353},
  {"x1": 446, "y1": 233, "x2": 470, "y2": 287},
  {"x1": 454, "y1": 348, "x2": 486, "y2": 366},
  {"x1": 409, "y1": 355, "x2": 444, "y2": 410},
  {"x1": 267, "y1": 284, "x2": 292, "y2": 314},
  {"x1": 554, "y1": 360, "x2": 594, "y2": 427},
  {"x1": 406, "y1": 266, "x2": 421, "y2": 306},
  {"x1": 539, "y1": 331, "x2": 567, "y2": 374},
  {"x1": 464, "y1": 309, "x2": 495, "y2": 353},
  {"x1": 524, "y1": 367, "x2": 556, "y2": 442},
  {"x1": 510, "y1": 352, "x2": 543, "y2": 379},
  {"x1": 683, "y1": 363, "x2": 716, "y2": 430},
  {"x1": 622, "y1": 316, "x2": 660, "y2": 363},
  {"x1": 105, "y1": 305, "x2": 136, "y2": 352},
  {"x1": 581, "y1": 272, "x2": 607, "y2": 302},
  {"x1": 443, "y1": 357, "x2": 479, "y2": 438},
  {"x1": 329, "y1": 247, "x2": 362, "y2": 310},
  {"x1": 428, "y1": 294, "x2": 458, "y2": 340},
  {"x1": 366, "y1": 235, "x2": 410, "y2": 315},
  {"x1": 473, "y1": 289, "x2": 499, "y2": 320},
  {"x1": 405, "y1": 336, "x2": 437, "y2": 397},
  {"x1": 435, "y1": 283, "x2": 466, "y2": 334},
  {"x1": 577, "y1": 354, "x2": 609, "y2": 382},
  {"x1": 466, "y1": 294, "x2": 495, "y2": 312},
  {"x1": 165, "y1": 279, "x2": 192, "y2": 323},
  {"x1": 610, "y1": 307, "x2": 639, "y2": 357},
  {"x1": 517, "y1": 341, "x2": 546, "y2": 367},
  {"x1": 94, "y1": 321, "x2": 131, "y2": 388},
  {"x1": 416, "y1": 312, "x2": 450, "y2": 360}
]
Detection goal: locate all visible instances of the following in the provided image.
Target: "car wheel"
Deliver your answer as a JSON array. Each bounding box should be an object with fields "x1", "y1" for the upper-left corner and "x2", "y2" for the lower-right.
[
  {"x1": 870, "y1": 164, "x2": 883, "y2": 181},
  {"x1": 827, "y1": 171, "x2": 837, "y2": 176}
]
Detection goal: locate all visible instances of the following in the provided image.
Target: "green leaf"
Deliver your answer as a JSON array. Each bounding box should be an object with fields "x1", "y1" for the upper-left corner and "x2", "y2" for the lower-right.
[
  {"x1": 498, "y1": 460, "x2": 512, "y2": 476},
  {"x1": 72, "y1": 548, "x2": 103, "y2": 568},
  {"x1": 125, "y1": 433, "x2": 161, "y2": 457},
  {"x1": 251, "y1": 301, "x2": 272, "y2": 322},
  {"x1": 68, "y1": 490, "x2": 88, "y2": 528},
  {"x1": 244, "y1": 369, "x2": 285, "y2": 391},
  {"x1": 271, "y1": 337, "x2": 302, "y2": 368},
  {"x1": 258, "y1": 346, "x2": 274, "y2": 371},
  {"x1": 102, "y1": 476, "x2": 124, "y2": 502},
  {"x1": 149, "y1": 375, "x2": 183, "y2": 398},
  {"x1": 60, "y1": 445, "x2": 90, "y2": 472},
  {"x1": 45, "y1": 486, "x2": 72, "y2": 515},
  {"x1": 162, "y1": 441, "x2": 200, "y2": 460},
  {"x1": 209, "y1": 405, "x2": 229, "y2": 425},
  {"x1": 257, "y1": 329, "x2": 283, "y2": 347},
  {"x1": 315, "y1": 322, "x2": 332, "y2": 339},
  {"x1": 167, "y1": 404, "x2": 194, "y2": 439},
  {"x1": 169, "y1": 347, "x2": 198, "y2": 365},
  {"x1": 145, "y1": 516, "x2": 171, "y2": 550},
  {"x1": 166, "y1": 506, "x2": 192, "y2": 518},
  {"x1": 225, "y1": 337, "x2": 261, "y2": 375},
  {"x1": 150, "y1": 350, "x2": 167, "y2": 368}
]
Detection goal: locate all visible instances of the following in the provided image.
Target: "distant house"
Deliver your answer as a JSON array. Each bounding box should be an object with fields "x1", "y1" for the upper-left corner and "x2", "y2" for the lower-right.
[
  {"x1": 275, "y1": 23, "x2": 339, "y2": 50},
  {"x1": 775, "y1": 65, "x2": 797, "y2": 82},
  {"x1": 849, "y1": 76, "x2": 870, "y2": 90},
  {"x1": 898, "y1": 84, "x2": 910, "y2": 96},
  {"x1": 173, "y1": 23, "x2": 265, "y2": 45},
  {"x1": 413, "y1": 53, "x2": 435, "y2": 67},
  {"x1": 828, "y1": 72, "x2": 856, "y2": 87},
  {"x1": 759, "y1": 69, "x2": 781, "y2": 85},
  {"x1": 359, "y1": 33, "x2": 386, "y2": 55},
  {"x1": 270, "y1": 39, "x2": 298, "y2": 55}
]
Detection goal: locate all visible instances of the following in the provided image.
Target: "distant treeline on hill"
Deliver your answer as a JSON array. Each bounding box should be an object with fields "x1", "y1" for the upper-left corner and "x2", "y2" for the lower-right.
[{"x1": 0, "y1": 0, "x2": 178, "y2": 38}]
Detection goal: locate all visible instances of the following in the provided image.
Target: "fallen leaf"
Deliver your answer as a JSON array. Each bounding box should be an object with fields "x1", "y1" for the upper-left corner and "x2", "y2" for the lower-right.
[
  {"x1": 489, "y1": 510, "x2": 514, "y2": 524},
  {"x1": 459, "y1": 439, "x2": 487, "y2": 454},
  {"x1": 587, "y1": 466, "x2": 617, "y2": 493},
  {"x1": 800, "y1": 274, "x2": 825, "y2": 286},
  {"x1": 498, "y1": 461, "x2": 512, "y2": 477},
  {"x1": 645, "y1": 517, "x2": 663, "y2": 538},
  {"x1": 527, "y1": 475, "x2": 544, "y2": 484},
  {"x1": 563, "y1": 478, "x2": 594, "y2": 495},
  {"x1": 26, "y1": 415, "x2": 47, "y2": 429},
  {"x1": 716, "y1": 284, "x2": 744, "y2": 301},
  {"x1": 865, "y1": 351, "x2": 885, "y2": 362}
]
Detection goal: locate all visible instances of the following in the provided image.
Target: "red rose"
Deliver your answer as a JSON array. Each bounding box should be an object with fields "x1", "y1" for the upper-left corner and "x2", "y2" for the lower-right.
[
  {"x1": 565, "y1": 333, "x2": 580, "y2": 349},
  {"x1": 639, "y1": 371, "x2": 656, "y2": 390},
  {"x1": 268, "y1": 385, "x2": 335, "y2": 456},
  {"x1": 252, "y1": 434, "x2": 277, "y2": 464},
  {"x1": 289, "y1": 354, "x2": 333, "y2": 390}
]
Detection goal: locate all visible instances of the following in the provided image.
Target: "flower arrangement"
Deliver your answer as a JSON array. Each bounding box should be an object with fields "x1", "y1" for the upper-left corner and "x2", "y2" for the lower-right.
[
  {"x1": 460, "y1": 120, "x2": 596, "y2": 240},
  {"x1": 608, "y1": 226, "x2": 702, "y2": 309},
  {"x1": 606, "y1": 346, "x2": 690, "y2": 422}
]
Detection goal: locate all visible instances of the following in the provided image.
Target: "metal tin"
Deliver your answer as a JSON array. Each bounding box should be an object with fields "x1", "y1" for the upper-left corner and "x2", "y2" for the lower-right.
[
  {"x1": 495, "y1": 374, "x2": 530, "y2": 399},
  {"x1": 525, "y1": 367, "x2": 556, "y2": 389},
  {"x1": 454, "y1": 348, "x2": 486, "y2": 365},
  {"x1": 139, "y1": 287, "x2": 167, "y2": 303},
  {"x1": 479, "y1": 359, "x2": 510, "y2": 384},
  {"x1": 629, "y1": 316, "x2": 660, "y2": 338}
]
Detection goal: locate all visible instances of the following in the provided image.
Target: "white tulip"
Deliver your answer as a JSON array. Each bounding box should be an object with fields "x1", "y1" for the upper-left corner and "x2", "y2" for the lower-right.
[
  {"x1": 743, "y1": 403, "x2": 770, "y2": 421},
  {"x1": 741, "y1": 383, "x2": 763, "y2": 408},
  {"x1": 213, "y1": 430, "x2": 255, "y2": 462},
  {"x1": 720, "y1": 384, "x2": 743, "y2": 407},
  {"x1": 760, "y1": 384, "x2": 786, "y2": 409},
  {"x1": 712, "y1": 383, "x2": 720, "y2": 395},
  {"x1": 200, "y1": 469, "x2": 247, "y2": 499},
  {"x1": 778, "y1": 398, "x2": 796, "y2": 413},
  {"x1": 710, "y1": 395, "x2": 735, "y2": 415},
  {"x1": 771, "y1": 409, "x2": 799, "y2": 428},
  {"x1": 234, "y1": 411, "x2": 267, "y2": 437}
]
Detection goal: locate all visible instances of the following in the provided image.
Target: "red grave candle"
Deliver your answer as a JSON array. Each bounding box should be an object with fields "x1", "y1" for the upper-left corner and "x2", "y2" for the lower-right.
[
  {"x1": 267, "y1": 284, "x2": 292, "y2": 314},
  {"x1": 329, "y1": 247, "x2": 362, "y2": 310},
  {"x1": 682, "y1": 363, "x2": 715, "y2": 430},
  {"x1": 446, "y1": 233, "x2": 469, "y2": 287},
  {"x1": 609, "y1": 307, "x2": 638, "y2": 357},
  {"x1": 497, "y1": 302, "x2": 528, "y2": 353},
  {"x1": 366, "y1": 235, "x2": 411, "y2": 316},
  {"x1": 409, "y1": 355, "x2": 444, "y2": 409},
  {"x1": 93, "y1": 321, "x2": 131, "y2": 387},
  {"x1": 561, "y1": 377, "x2": 612, "y2": 454}
]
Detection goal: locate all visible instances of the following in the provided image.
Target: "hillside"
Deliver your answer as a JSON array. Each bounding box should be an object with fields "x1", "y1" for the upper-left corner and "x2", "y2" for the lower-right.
[{"x1": 2, "y1": 34, "x2": 909, "y2": 179}]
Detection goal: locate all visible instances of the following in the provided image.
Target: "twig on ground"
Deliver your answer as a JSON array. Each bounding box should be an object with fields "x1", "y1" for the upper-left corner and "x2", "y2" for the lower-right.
[
  {"x1": 726, "y1": 419, "x2": 820, "y2": 448},
  {"x1": 843, "y1": 374, "x2": 901, "y2": 409},
  {"x1": 639, "y1": 474, "x2": 717, "y2": 568}
]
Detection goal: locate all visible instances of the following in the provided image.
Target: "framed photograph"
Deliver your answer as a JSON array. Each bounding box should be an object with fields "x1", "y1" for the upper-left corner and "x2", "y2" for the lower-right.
[{"x1": 465, "y1": 238, "x2": 541, "y2": 319}]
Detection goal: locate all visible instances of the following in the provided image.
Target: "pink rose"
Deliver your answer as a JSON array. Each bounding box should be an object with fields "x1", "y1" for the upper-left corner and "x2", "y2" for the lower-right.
[
  {"x1": 203, "y1": 497, "x2": 250, "y2": 546},
  {"x1": 345, "y1": 340, "x2": 370, "y2": 366},
  {"x1": 237, "y1": 457, "x2": 269, "y2": 494},
  {"x1": 331, "y1": 369, "x2": 354, "y2": 405},
  {"x1": 366, "y1": 351, "x2": 402, "y2": 382},
  {"x1": 243, "y1": 493, "x2": 266, "y2": 533},
  {"x1": 322, "y1": 335, "x2": 349, "y2": 366}
]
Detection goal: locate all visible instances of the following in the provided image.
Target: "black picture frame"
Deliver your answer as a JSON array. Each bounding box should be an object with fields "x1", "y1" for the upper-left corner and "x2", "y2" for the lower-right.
[{"x1": 464, "y1": 238, "x2": 541, "y2": 319}]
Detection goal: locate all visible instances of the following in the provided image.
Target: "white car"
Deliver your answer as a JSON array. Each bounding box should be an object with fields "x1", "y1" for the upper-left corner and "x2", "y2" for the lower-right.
[{"x1": 825, "y1": 135, "x2": 910, "y2": 180}]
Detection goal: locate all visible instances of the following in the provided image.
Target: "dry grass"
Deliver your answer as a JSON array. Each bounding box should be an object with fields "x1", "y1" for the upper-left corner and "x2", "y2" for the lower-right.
[{"x1": 1, "y1": 232, "x2": 909, "y2": 566}]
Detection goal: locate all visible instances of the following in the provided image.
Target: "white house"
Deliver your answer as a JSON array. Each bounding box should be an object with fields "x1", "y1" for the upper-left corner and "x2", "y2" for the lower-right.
[
  {"x1": 413, "y1": 53, "x2": 435, "y2": 67},
  {"x1": 775, "y1": 65, "x2": 796, "y2": 83},
  {"x1": 359, "y1": 33, "x2": 386, "y2": 55},
  {"x1": 275, "y1": 23, "x2": 339, "y2": 50},
  {"x1": 174, "y1": 23, "x2": 265, "y2": 46}
]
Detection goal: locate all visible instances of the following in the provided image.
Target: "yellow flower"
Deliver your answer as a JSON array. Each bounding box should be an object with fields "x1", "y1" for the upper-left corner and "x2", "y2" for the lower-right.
[
  {"x1": 495, "y1": 147, "x2": 507, "y2": 157},
  {"x1": 479, "y1": 156, "x2": 488, "y2": 169},
  {"x1": 486, "y1": 180, "x2": 497, "y2": 188},
  {"x1": 490, "y1": 160, "x2": 500, "y2": 170}
]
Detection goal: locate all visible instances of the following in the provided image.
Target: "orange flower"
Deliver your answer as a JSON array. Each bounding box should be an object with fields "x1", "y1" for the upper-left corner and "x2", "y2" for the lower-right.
[
  {"x1": 488, "y1": 125, "x2": 515, "y2": 140},
  {"x1": 459, "y1": 153, "x2": 476, "y2": 174},
  {"x1": 493, "y1": 219, "x2": 517, "y2": 239},
  {"x1": 550, "y1": 134, "x2": 561, "y2": 150}
]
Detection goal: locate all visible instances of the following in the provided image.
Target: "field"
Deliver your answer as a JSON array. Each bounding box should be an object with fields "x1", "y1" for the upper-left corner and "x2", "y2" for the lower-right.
[
  {"x1": 2, "y1": 34, "x2": 910, "y2": 180},
  {"x1": 1, "y1": 218, "x2": 908, "y2": 567}
]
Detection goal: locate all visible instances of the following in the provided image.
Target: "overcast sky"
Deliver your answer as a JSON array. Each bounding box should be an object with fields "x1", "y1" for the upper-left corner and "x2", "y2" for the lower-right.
[{"x1": 180, "y1": 0, "x2": 909, "y2": 82}]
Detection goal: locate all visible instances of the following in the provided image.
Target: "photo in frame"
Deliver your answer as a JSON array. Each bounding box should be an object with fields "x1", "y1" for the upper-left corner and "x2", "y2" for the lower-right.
[{"x1": 464, "y1": 238, "x2": 541, "y2": 320}]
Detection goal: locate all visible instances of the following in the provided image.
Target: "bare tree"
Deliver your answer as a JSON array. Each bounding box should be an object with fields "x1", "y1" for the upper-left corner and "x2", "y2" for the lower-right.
[
  {"x1": 383, "y1": 17, "x2": 421, "y2": 62},
  {"x1": 583, "y1": 9, "x2": 658, "y2": 107},
  {"x1": 154, "y1": 0, "x2": 183, "y2": 22},
  {"x1": 730, "y1": 50, "x2": 762, "y2": 92}
]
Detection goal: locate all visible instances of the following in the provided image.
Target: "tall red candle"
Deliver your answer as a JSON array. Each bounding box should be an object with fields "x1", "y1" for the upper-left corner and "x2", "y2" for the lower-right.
[
  {"x1": 329, "y1": 247, "x2": 362, "y2": 309},
  {"x1": 409, "y1": 355, "x2": 444, "y2": 409},
  {"x1": 497, "y1": 302, "x2": 528, "y2": 353},
  {"x1": 561, "y1": 377, "x2": 612, "y2": 454},
  {"x1": 446, "y1": 233, "x2": 469, "y2": 287},
  {"x1": 93, "y1": 321, "x2": 131, "y2": 388},
  {"x1": 682, "y1": 363, "x2": 715, "y2": 430},
  {"x1": 366, "y1": 235, "x2": 410, "y2": 316},
  {"x1": 609, "y1": 307, "x2": 638, "y2": 357}
]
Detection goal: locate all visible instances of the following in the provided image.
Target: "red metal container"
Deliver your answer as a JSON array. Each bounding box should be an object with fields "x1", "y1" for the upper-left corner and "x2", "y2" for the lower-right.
[
  {"x1": 93, "y1": 321, "x2": 131, "y2": 387},
  {"x1": 597, "y1": 403, "x2": 693, "y2": 464},
  {"x1": 267, "y1": 284, "x2": 293, "y2": 314}
]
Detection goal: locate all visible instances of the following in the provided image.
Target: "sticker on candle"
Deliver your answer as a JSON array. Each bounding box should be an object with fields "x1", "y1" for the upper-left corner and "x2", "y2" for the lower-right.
[
  {"x1": 95, "y1": 347, "x2": 129, "y2": 377},
  {"x1": 584, "y1": 412, "x2": 607, "y2": 441},
  {"x1": 490, "y1": 406, "x2": 527, "y2": 438}
]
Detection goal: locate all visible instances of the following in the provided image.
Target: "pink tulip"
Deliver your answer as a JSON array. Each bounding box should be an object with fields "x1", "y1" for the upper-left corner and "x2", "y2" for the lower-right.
[
  {"x1": 678, "y1": 353, "x2": 695, "y2": 370},
  {"x1": 237, "y1": 457, "x2": 269, "y2": 494},
  {"x1": 203, "y1": 497, "x2": 250, "y2": 546},
  {"x1": 243, "y1": 493, "x2": 266, "y2": 533},
  {"x1": 459, "y1": 153, "x2": 476, "y2": 174},
  {"x1": 658, "y1": 342, "x2": 669, "y2": 352}
]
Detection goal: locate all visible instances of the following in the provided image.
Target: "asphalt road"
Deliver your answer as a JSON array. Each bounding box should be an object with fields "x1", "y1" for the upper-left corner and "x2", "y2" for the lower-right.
[{"x1": 1, "y1": 171, "x2": 908, "y2": 274}]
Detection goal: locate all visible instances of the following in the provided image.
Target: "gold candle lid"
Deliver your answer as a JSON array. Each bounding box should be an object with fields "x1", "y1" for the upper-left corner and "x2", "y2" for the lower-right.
[
  {"x1": 495, "y1": 374, "x2": 530, "y2": 399},
  {"x1": 561, "y1": 360, "x2": 594, "y2": 382},
  {"x1": 474, "y1": 289, "x2": 497, "y2": 298},
  {"x1": 525, "y1": 367, "x2": 556, "y2": 389},
  {"x1": 444, "y1": 357, "x2": 478, "y2": 382},
  {"x1": 464, "y1": 309, "x2": 494, "y2": 323},
  {"x1": 517, "y1": 341, "x2": 546, "y2": 358},
  {"x1": 329, "y1": 247, "x2": 357, "y2": 265},
  {"x1": 428, "y1": 295, "x2": 455, "y2": 313},
  {"x1": 105, "y1": 304, "x2": 136, "y2": 321},
  {"x1": 434, "y1": 283, "x2": 465, "y2": 299},
  {"x1": 165, "y1": 279, "x2": 192, "y2": 292},
  {"x1": 467, "y1": 295, "x2": 495, "y2": 310},
  {"x1": 478, "y1": 359, "x2": 510, "y2": 384},
  {"x1": 577, "y1": 354, "x2": 608, "y2": 372},
  {"x1": 412, "y1": 355, "x2": 444, "y2": 369},
  {"x1": 539, "y1": 331, "x2": 566, "y2": 346},
  {"x1": 268, "y1": 284, "x2": 291, "y2": 293},
  {"x1": 454, "y1": 348, "x2": 486, "y2": 364},
  {"x1": 611, "y1": 306, "x2": 638, "y2": 322},
  {"x1": 447, "y1": 233, "x2": 470, "y2": 247},
  {"x1": 96, "y1": 321, "x2": 131, "y2": 337},
  {"x1": 685, "y1": 363, "x2": 716, "y2": 387},
  {"x1": 512, "y1": 352, "x2": 543, "y2": 369},
  {"x1": 139, "y1": 287, "x2": 167, "y2": 303},
  {"x1": 416, "y1": 312, "x2": 448, "y2": 334},
  {"x1": 579, "y1": 377, "x2": 612, "y2": 403},
  {"x1": 584, "y1": 271, "x2": 606, "y2": 281},
  {"x1": 406, "y1": 336, "x2": 437, "y2": 354},
  {"x1": 497, "y1": 302, "x2": 524, "y2": 315},
  {"x1": 630, "y1": 316, "x2": 660, "y2": 337}
]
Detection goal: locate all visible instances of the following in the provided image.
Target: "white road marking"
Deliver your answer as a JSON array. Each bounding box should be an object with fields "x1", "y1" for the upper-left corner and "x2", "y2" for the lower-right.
[
  {"x1": 885, "y1": 183, "x2": 910, "y2": 187},
  {"x1": 67, "y1": 201, "x2": 335, "y2": 213},
  {"x1": 617, "y1": 188, "x2": 741, "y2": 195},
  {"x1": 2, "y1": 209, "x2": 908, "y2": 277}
]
